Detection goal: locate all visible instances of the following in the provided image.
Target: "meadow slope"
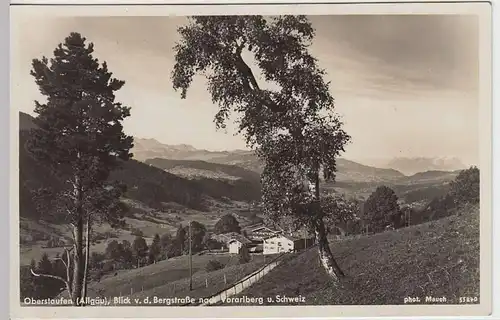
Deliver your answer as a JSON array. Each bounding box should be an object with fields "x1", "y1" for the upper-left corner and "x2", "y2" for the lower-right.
[{"x1": 231, "y1": 205, "x2": 480, "y2": 305}]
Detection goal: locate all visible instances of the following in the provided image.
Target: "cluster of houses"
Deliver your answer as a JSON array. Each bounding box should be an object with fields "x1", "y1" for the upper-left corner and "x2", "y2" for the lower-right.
[{"x1": 213, "y1": 224, "x2": 316, "y2": 255}]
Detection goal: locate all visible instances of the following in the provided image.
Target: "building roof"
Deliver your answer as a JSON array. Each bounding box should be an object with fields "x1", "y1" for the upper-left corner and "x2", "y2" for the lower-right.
[
  {"x1": 228, "y1": 234, "x2": 252, "y2": 245},
  {"x1": 264, "y1": 234, "x2": 313, "y2": 242},
  {"x1": 251, "y1": 225, "x2": 280, "y2": 233},
  {"x1": 220, "y1": 232, "x2": 240, "y2": 240}
]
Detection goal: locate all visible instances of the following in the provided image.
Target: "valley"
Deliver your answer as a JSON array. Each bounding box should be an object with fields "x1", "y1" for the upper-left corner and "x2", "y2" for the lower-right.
[{"x1": 18, "y1": 111, "x2": 462, "y2": 266}]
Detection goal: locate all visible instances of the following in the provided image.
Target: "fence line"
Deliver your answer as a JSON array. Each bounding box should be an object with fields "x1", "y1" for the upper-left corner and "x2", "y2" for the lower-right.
[
  {"x1": 192, "y1": 245, "x2": 319, "y2": 306},
  {"x1": 179, "y1": 252, "x2": 288, "y2": 306},
  {"x1": 198, "y1": 259, "x2": 282, "y2": 306}
]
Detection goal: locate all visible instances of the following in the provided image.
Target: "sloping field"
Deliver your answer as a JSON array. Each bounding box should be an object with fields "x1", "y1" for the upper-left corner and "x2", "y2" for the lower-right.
[
  {"x1": 86, "y1": 253, "x2": 277, "y2": 302},
  {"x1": 232, "y1": 205, "x2": 480, "y2": 305}
]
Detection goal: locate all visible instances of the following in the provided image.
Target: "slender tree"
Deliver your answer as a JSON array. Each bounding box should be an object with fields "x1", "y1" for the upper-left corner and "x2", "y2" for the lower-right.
[
  {"x1": 132, "y1": 236, "x2": 149, "y2": 268},
  {"x1": 363, "y1": 186, "x2": 401, "y2": 233},
  {"x1": 28, "y1": 32, "x2": 133, "y2": 305},
  {"x1": 148, "y1": 234, "x2": 162, "y2": 264},
  {"x1": 175, "y1": 224, "x2": 187, "y2": 254},
  {"x1": 171, "y1": 16, "x2": 350, "y2": 281},
  {"x1": 182, "y1": 221, "x2": 207, "y2": 254}
]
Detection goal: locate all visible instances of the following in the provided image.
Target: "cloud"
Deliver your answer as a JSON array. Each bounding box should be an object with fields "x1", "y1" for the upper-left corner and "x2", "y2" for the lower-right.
[
  {"x1": 11, "y1": 14, "x2": 480, "y2": 163},
  {"x1": 309, "y1": 15, "x2": 479, "y2": 95}
]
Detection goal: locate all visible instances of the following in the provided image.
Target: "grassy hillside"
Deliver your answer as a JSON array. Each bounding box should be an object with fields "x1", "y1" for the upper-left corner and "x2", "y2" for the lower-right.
[
  {"x1": 145, "y1": 158, "x2": 261, "y2": 182},
  {"x1": 83, "y1": 253, "x2": 275, "y2": 304},
  {"x1": 145, "y1": 158, "x2": 261, "y2": 200},
  {"x1": 231, "y1": 205, "x2": 479, "y2": 305}
]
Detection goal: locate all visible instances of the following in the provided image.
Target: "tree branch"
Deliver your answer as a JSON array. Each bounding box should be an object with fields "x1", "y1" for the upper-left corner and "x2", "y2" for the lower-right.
[
  {"x1": 54, "y1": 256, "x2": 68, "y2": 270},
  {"x1": 234, "y1": 52, "x2": 261, "y2": 92},
  {"x1": 30, "y1": 268, "x2": 67, "y2": 283},
  {"x1": 65, "y1": 248, "x2": 73, "y2": 294}
]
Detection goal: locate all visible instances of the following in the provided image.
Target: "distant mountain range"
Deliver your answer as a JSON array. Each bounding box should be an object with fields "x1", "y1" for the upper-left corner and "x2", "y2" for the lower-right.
[
  {"x1": 18, "y1": 111, "x2": 463, "y2": 219},
  {"x1": 133, "y1": 138, "x2": 406, "y2": 183},
  {"x1": 358, "y1": 157, "x2": 467, "y2": 176}
]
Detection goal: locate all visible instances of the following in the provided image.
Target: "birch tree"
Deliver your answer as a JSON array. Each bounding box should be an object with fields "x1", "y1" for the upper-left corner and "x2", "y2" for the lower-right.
[{"x1": 171, "y1": 16, "x2": 350, "y2": 281}]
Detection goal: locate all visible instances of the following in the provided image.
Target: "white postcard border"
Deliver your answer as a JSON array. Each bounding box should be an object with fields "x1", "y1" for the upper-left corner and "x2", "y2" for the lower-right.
[{"x1": 9, "y1": 2, "x2": 493, "y2": 319}]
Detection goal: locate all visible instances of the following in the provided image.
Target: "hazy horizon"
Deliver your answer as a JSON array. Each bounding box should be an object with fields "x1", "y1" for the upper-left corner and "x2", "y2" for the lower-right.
[{"x1": 12, "y1": 15, "x2": 480, "y2": 166}]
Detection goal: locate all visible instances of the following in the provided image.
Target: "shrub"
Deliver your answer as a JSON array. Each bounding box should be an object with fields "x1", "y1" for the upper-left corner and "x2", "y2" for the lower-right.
[
  {"x1": 363, "y1": 186, "x2": 401, "y2": 233},
  {"x1": 239, "y1": 246, "x2": 251, "y2": 264},
  {"x1": 449, "y1": 166, "x2": 480, "y2": 205},
  {"x1": 214, "y1": 214, "x2": 241, "y2": 234},
  {"x1": 205, "y1": 260, "x2": 225, "y2": 272},
  {"x1": 102, "y1": 261, "x2": 115, "y2": 273},
  {"x1": 131, "y1": 228, "x2": 144, "y2": 237}
]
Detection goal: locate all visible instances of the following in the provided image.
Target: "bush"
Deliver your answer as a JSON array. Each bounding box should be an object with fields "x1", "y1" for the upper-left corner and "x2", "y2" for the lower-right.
[
  {"x1": 102, "y1": 261, "x2": 115, "y2": 273},
  {"x1": 363, "y1": 186, "x2": 401, "y2": 233},
  {"x1": 205, "y1": 260, "x2": 225, "y2": 272},
  {"x1": 131, "y1": 228, "x2": 144, "y2": 237},
  {"x1": 449, "y1": 166, "x2": 480, "y2": 205},
  {"x1": 214, "y1": 214, "x2": 241, "y2": 235},
  {"x1": 239, "y1": 246, "x2": 251, "y2": 264}
]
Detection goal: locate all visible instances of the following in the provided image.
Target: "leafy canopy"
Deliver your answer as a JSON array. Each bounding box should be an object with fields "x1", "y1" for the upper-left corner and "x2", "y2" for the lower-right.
[
  {"x1": 214, "y1": 214, "x2": 241, "y2": 234},
  {"x1": 172, "y1": 16, "x2": 350, "y2": 227},
  {"x1": 449, "y1": 166, "x2": 480, "y2": 205},
  {"x1": 322, "y1": 194, "x2": 361, "y2": 235},
  {"x1": 363, "y1": 186, "x2": 401, "y2": 232}
]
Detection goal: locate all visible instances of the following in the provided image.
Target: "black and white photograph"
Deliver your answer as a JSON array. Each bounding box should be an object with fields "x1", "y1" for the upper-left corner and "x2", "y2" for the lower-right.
[{"x1": 10, "y1": 2, "x2": 492, "y2": 318}]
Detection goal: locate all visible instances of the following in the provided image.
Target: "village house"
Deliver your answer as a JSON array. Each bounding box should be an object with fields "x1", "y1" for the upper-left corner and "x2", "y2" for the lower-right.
[
  {"x1": 228, "y1": 234, "x2": 255, "y2": 254},
  {"x1": 263, "y1": 234, "x2": 315, "y2": 255},
  {"x1": 246, "y1": 225, "x2": 281, "y2": 241},
  {"x1": 212, "y1": 232, "x2": 240, "y2": 246}
]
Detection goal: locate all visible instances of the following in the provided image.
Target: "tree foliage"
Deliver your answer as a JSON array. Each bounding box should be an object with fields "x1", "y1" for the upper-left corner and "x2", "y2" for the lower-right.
[
  {"x1": 238, "y1": 245, "x2": 251, "y2": 264},
  {"x1": 132, "y1": 236, "x2": 149, "y2": 267},
  {"x1": 363, "y1": 186, "x2": 402, "y2": 233},
  {"x1": 214, "y1": 214, "x2": 241, "y2": 234},
  {"x1": 449, "y1": 166, "x2": 480, "y2": 205},
  {"x1": 205, "y1": 260, "x2": 225, "y2": 272},
  {"x1": 172, "y1": 16, "x2": 349, "y2": 279},
  {"x1": 182, "y1": 221, "x2": 207, "y2": 254},
  {"x1": 105, "y1": 240, "x2": 123, "y2": 261},
  {"x1": 148, "y1": 234, "x2": 162, "y2": 264},
  {"x1": 322, "y1": 194, "x2": 360, "y2": 236}
]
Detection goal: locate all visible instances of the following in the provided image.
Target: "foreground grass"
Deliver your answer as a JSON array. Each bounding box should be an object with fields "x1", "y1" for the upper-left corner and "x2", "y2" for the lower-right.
[
  {"x1": 125, "y1": 256, "x2": 273, "y2": 305},
  {"x1": 87, "y1": 253, "x2": 276, "y2": 302},
  {"x1": 230, "y1": 205, "x2": 480, "y2": 305}
]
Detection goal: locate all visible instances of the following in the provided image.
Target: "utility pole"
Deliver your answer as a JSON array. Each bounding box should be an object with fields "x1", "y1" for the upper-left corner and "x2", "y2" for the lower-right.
[
  {"x1": 303, "y1": 228, "x2": 307, "y2": 250},
  {"x1": 189, "y1": 221, "x2": 193, "y2": 291}
]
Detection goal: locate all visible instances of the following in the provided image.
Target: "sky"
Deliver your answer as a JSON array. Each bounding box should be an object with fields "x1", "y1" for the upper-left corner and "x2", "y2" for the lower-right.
[{"x1": 11, "y1": 14, "x2": 479, "y2": 165}]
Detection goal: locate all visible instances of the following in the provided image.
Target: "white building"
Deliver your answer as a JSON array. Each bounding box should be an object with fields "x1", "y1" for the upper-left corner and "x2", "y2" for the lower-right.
[
  {"x1": 227, "y1": 235, "x2": 253, "y2": 254},
  {"x1": 247, "y1": 225, "x2": 280, "y2": 241},
  {"x1": 263, "y1": 234, "x2": 315, "y2": 255}
]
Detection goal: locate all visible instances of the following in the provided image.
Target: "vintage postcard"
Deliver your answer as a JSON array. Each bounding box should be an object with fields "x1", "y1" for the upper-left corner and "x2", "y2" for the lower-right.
[{"x1": 9, "y1": 1, "x2": 492, "y2": 319}]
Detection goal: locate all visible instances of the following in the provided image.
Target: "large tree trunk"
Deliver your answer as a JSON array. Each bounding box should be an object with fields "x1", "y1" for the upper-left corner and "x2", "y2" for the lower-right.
[
  {"x1": 72, "y1": 219, "x2": 84, "y2": 305},
  {"x1": 311, "y1": 170, "x2": 345, "y2": 281},
  {"x1": 82, "y1": 216, "x2": 91, "y2": 304},
  {"x1": 314, "y1": 219, "x2": 345, "y2": 280},
  {"x1": 71, "y1": 174, "x2": 84, "y2": 306}
]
